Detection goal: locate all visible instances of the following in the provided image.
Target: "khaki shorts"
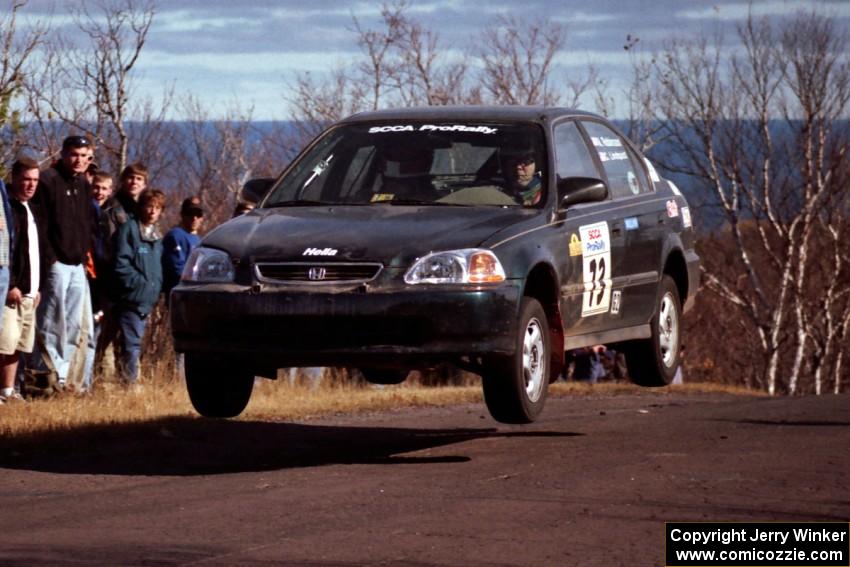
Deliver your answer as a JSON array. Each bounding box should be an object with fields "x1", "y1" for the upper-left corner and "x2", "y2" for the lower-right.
[{"x1": 0, "y1": 296, "x2": 37, "y2": 355}]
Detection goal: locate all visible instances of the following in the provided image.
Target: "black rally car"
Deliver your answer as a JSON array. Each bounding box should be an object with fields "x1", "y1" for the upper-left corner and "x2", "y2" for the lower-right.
[{"x1": 171, "y1": 106, "x2": 699, "y2": 423}]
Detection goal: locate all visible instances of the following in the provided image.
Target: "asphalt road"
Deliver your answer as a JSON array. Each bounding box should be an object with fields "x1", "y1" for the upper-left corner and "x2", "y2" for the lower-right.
[{"x1": 1, "y1": 391, "x2": 848, "y2": 566}]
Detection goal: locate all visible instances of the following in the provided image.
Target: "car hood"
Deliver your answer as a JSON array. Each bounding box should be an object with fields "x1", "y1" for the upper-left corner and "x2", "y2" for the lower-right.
[{"x1": 203, "y1": 205, "x2": 538, "y2": 267}]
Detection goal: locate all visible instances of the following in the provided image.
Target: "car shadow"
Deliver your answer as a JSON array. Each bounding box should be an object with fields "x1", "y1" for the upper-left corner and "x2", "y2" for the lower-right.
[{"x1": 0, "y1": 417, "x2": 582, "y2": 476}]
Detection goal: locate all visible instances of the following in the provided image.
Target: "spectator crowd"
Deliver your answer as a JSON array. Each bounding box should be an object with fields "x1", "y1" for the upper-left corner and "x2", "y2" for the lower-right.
[{"x1": 0, "y1": 135, "x2": 206, "y2": 405}]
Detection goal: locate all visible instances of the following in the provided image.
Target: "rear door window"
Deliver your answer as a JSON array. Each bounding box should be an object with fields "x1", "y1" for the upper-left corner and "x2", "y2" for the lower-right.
[
  {"x1": 553, "y1": 121, "x2": 600, "y2": 181},
  {"x1": 580, "y1": 121, "x2": 648, "y2": 199}
]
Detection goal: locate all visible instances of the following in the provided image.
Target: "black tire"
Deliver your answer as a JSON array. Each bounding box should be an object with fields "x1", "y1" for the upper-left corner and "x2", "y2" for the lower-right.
[
  {"x1": 482, "y1": 297, "x2": 550, "y2": 424},
  {"x1": 624, "y1": 275, "x2": 681, "y2": 387},
  {"x1": 359, "y1": 368, "x2": 410, "y2": 385},
  {"x1": 185, "y1": 354, "x2": 255, "y2": 418}
]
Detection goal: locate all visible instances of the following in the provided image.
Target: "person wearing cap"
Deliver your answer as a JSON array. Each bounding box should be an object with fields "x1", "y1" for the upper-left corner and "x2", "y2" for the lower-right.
[
  {"x1": 500, "y1": 143, "x2": 544, "y2": 206},
  {"x1": 0, "y1": 158, "x2": 46, "y2": 404},
  {"x1": 161, "y1": 196, "x2": 203, "y2": 300},
  {"x1": 29, "y1": 135, "x2": 95, "y2": 389}
]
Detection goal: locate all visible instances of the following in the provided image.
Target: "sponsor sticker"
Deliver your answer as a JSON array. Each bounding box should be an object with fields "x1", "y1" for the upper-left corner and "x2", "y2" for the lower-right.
[
  {"x1": 590, "y1": 135, "x2": 623, "y2": 148},
  {"x1": 611, "y1": 290, "x2": 621, "y2": 315},
  {"x1": 303, "y1": 247, "x2": 338, "y2": 256},
  {"x1": 666, "y1": 199, "x2": 679, "y2": 218},
  {"x1": 569, "y1": 234, "x2": 582, "y2": 257},
  {"x1": 681, "y1": 206, "x2": 692, "y2": 228},
  {"x1": 624, "y1": 217, "x2": 639, "y2": 231},
  {"x1": 598, "y1": 150, "x2": 628, "y2": 162},
  {"x1": 579, "y1": 222, "x2": 612, "y2": 317},
  {"x1": 368, "y1": 124, "x2": 498, "y2": 135}
]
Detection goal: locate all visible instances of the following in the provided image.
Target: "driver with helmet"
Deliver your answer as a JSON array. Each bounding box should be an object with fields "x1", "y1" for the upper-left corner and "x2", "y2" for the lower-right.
[{"x1": 500, "y1": 142, "x2": 543, "y2": 206}]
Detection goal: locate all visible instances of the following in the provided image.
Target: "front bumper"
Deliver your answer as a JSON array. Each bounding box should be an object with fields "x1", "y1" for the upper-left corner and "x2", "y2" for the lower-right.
[{"x1": 170, "y1": 281, "x2": 521, "y2": 372}]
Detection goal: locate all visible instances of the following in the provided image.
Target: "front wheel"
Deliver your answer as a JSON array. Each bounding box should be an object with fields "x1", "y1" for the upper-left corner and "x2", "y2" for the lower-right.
[
  {"x1": 624, "y1": 275, "x2": 681, "y2": 387},
  {"x1": 482, "y1": 297, "x2": 550, "y2": 424},
  {"x1": 185, "y1": 354, "x2": 255, "y2": 418}
]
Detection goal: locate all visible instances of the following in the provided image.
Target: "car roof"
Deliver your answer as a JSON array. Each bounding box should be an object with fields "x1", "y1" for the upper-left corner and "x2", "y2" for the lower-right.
[{"x1": 338, "y1": 105, "x2": 601, "y2": 125}]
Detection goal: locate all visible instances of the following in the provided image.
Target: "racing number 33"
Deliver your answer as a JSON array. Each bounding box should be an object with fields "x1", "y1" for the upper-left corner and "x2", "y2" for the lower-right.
[
  {"x1": 580, "y1": 221, "x2": 612, "y2": 317},
  {"x1": 588, "y1": 257, "x2": 606, "y2": 307}
]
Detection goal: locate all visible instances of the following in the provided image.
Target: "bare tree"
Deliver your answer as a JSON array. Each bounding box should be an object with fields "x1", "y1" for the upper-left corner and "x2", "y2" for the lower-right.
[
  {"x1": 351, "y1": 1, "x2": 407, "y2": 111},
  {"x1": 29, "y1": 0, "x2": 157, "y2": 172},
  {"x1": 643, "y1": 11, "x2": 850, "y2": 394},
  {"x1": 286, "y1": 1, "x2": 596, "y2": 154},
  {"x1": 479, "y1": 16, "x2": 565, "y2": 105},
  {"x1": 173, "y1": 94, "x2": 281, "y2": 226},
  {"x1": 0, "y1": 0, "x2": 48, "y2": 171},
  {"x1": 388, "y1": 12, "x2": 475, "y2": 106},
  {"x1": 288, "y1": 68, "x2": 366, "y2": 143}
]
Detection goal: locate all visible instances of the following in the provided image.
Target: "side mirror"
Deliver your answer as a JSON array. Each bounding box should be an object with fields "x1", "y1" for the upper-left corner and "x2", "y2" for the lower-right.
[
  {"x1": 557, "y1": 177, "x2": 608, "y2": 209},
  {"x1": 239, "y1": 177, "x2": 275, "y2": 205}
]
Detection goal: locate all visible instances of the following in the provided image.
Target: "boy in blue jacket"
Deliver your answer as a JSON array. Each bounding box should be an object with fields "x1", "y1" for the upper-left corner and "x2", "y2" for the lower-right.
[
  {"x1": 161, "y1": 196, "x2": 203, "y2": 301},
  {"x1": 112, "y1": 189, "x2": 165, "y2": 385}
]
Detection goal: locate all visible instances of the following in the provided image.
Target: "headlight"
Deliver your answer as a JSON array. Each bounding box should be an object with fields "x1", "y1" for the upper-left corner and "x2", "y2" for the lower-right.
[
  {"x1": 181, "y1": 247, "x2": 235, "y2": 283},
  {"x1": 404, "y1": 248, "x2": 506, "y2": 284}
]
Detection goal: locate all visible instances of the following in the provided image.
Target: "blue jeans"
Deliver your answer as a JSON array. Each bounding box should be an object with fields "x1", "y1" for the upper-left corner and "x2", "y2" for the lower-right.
[
  {"x1": 117, "y1": 308, "x2": 148, "y2": 383},
  {"x1": 35, "y1": 262, "x2": 88, "y2": 381},
  {"x1": 82, "y1": 317, "x2": 101, "y2": 391}
]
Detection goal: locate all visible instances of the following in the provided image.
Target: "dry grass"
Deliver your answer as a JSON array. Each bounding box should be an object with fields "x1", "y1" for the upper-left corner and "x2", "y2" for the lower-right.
[{"x1": 0, "y1": 366, "x2": 762, "y2": 439}]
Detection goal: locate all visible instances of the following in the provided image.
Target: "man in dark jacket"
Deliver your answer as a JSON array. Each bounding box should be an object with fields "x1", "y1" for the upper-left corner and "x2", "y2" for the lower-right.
[
  {"x1": 113, "y1": 188, "x2": 164, "y2": 385},
  {"x1": 30, "y1": 135, "x2": 94, "y2": 388},
  {"x1": 0, "y1": 158, "x2": 45, "y2": 403},
  {"x1": 97, "y1": 162, "x2": 148, "y2": 367}
]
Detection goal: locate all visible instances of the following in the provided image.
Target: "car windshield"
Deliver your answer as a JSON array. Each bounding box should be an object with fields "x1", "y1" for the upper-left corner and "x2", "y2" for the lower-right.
[{"x1": 263, "y1": 122, "x2": 547, "y2": 208}]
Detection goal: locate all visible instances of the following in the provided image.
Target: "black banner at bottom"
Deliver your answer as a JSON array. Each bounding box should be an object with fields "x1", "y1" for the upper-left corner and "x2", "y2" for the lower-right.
[{"x1": 665, "y1": 522, "x2": 849, "y2": 566}]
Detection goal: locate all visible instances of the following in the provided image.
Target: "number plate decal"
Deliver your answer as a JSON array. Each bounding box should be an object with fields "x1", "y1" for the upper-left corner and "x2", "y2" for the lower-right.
[{"x1": 579, "y1": 221, "x2": 612, "y2": 317}]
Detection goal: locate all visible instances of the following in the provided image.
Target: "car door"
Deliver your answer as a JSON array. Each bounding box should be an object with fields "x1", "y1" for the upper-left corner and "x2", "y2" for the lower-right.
[
  {"x1": 578, "y1": 120, "x2": 661, "y2": 329},
  {"x1": 552, "y1": 119, "x2": 628, "y2": 342}
]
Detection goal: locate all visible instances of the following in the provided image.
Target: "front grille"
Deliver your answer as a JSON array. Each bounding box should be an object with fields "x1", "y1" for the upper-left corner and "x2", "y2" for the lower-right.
[{"x1": 254, "y1": 262, "x2": 383, "y2": 284}]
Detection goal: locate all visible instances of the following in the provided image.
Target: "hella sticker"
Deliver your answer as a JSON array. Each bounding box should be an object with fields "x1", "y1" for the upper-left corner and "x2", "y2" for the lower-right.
[{"x1": 303, "y1": 247, "x2": 338, "y2": 256}]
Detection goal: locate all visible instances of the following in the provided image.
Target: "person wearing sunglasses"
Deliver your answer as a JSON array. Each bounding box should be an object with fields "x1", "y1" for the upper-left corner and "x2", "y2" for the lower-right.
[
  {"x1": 30, "y1": 135, "x2": 95, "y2": 391},
  {"x1": 500, "y1": 143, "x2": 544, "y2": 206}
]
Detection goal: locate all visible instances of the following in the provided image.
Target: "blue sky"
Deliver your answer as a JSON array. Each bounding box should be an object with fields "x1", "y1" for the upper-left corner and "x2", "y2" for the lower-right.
[{"x1": 21, "y1": 0, "x2": 850, "y2": 119}]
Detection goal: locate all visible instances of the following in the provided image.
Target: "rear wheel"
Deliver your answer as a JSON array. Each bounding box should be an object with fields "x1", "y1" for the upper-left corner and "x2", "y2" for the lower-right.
[
  {"x1": 185, "y1": 354, "x2": 254, "y2": 418},
  {"x1": 625, "y1": 275, "x2": 681, "y2": 387},
  {"x1": 359, "y1": 368, "x2": 410, "y2": 385},
  {"x1": 482, "y1": 297, "x2": 550, "y2": 424}
]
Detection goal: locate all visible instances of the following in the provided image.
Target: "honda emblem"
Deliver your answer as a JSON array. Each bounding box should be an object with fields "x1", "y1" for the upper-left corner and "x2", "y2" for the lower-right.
[{"x1": 308, "y1": 267, "x2": 327, "y2": 281}]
